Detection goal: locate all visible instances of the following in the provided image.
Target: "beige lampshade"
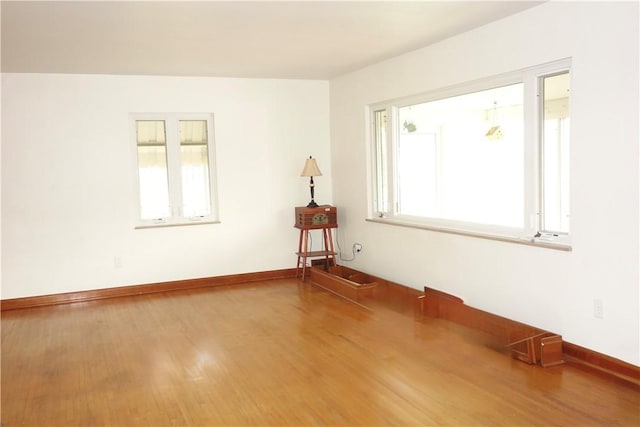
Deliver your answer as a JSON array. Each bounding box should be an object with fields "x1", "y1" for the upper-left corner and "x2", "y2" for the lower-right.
[{"x1": 300, "y1": 157, "x2": 322, "y2": 177}]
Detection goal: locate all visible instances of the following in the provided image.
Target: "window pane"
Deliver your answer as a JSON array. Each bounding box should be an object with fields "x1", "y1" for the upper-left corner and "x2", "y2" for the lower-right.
[
  {"x1": 397, "y1": 83, "x2": 524, "y2": 228},
  {"x1": 180, "y1": 120, "x2": 211, "y2": 217},
  {"x1": 136, "y1": 121, "x2": 170, "y2": 220},
  {"x1": 397, "y1": 132, "x2": 438, "y2": 216},
  {"x1": 541, "y1": 72, "x2": 570, "y2": 233}
]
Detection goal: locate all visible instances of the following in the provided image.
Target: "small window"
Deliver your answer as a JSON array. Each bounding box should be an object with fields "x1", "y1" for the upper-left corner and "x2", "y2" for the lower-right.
[
  {"x1": 179, "y1": 120, "x2": 212, "y2": 218},
  {"x1": 133, "y1": 114, "x2": 218, "y2": 227},
  {"x1": 136, "y1": 120, "x2": 171, "y2": 220},
  {"x1": 540, "y1": 72, "x2": 571, "y2": 235}
]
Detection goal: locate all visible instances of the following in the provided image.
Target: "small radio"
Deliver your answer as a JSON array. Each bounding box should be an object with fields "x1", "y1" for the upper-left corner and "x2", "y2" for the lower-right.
[{"x1": 295, "y1": 206, "x2": 338, "y2": 229}]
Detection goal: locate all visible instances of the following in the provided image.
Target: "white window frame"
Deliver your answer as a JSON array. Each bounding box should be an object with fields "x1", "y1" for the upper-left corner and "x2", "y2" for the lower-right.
[
  {"x1": 131, "y1": 113, "x2": 220, "y2": 228},
  {"x1": 368, "y1": 59, "x2": 571, "y2": 249}
]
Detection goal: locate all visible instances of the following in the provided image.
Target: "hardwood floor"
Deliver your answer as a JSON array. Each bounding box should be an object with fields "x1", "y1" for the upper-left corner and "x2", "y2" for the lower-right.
[{"x1": 2, "y1": 279, "x2": 639, "y2": 426}]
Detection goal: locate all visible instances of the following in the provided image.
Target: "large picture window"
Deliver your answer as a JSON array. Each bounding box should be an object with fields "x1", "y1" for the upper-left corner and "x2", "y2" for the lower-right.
[
  {"x1": 370, "y1": 60, "x2": 571, "y2": 246},
  {"x1": 133, "y1": 113, "x2": 219, "y2": 227}
]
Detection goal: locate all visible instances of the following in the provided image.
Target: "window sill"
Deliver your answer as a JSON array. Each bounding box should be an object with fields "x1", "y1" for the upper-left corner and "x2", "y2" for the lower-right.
[
  {"x1": 135, "y1": 220, "x2": 220, "y2": 230},
  {"x1": 366, "y1": 217, "x2": 572, "y2": 252}
]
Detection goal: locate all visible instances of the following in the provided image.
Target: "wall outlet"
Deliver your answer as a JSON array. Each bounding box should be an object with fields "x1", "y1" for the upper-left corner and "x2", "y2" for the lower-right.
[
  {"x1": 114, "y1": 256, "x2": 123, "y2": 269},
  {"x1": 593, "y1": 299, "x2": 604, "y2": 319},
  {"x1": 354, "y1": 243, "x2": 363, "y2": 253}
]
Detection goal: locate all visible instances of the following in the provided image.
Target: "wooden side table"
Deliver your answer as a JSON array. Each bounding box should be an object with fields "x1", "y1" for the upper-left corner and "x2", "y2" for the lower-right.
[{"x1": 295, "y1": 206, "x2": 338, "y2": 280}]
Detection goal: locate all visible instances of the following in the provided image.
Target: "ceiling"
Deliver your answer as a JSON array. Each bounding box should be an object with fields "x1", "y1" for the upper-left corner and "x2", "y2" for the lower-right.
[{"x1": 1, "y1": 1, "x2": 544, "y2": 80}]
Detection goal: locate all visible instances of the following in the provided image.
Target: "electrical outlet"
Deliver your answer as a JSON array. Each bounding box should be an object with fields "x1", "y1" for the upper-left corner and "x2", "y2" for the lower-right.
[
  {"x1": 354, "y1": 243, "x2": 363, "y2": 253},
  {"x1": 593, "y1": 299, "x2": 604, "y2": 319}
]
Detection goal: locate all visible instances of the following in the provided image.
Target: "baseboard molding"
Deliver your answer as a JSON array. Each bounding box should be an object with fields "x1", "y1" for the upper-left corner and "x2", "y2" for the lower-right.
[
  {"x1": 1, "y1": 268, "x2": 297, "y2": 311},
  {"x1": 562, "y1": 341, "x2": 640, "y2": 385},
  {"x1": 421, "y1": 285, "x2": 640, "y2": 385}
]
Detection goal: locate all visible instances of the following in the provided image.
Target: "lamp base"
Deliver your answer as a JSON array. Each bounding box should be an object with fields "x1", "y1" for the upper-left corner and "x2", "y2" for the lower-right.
[{"x1": 307, "y1": 200, "x2": 319, "y2": 208}]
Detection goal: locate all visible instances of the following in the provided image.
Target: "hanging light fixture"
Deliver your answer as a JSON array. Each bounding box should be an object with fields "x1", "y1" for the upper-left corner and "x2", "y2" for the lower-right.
[{"x1": 485, "y1": 101, "x2": 504, "y2": 140}]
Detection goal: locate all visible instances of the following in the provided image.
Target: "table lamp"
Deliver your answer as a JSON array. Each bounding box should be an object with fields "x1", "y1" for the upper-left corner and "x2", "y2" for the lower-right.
[{"x1": 300, "y1": 156, "x2": 322, "y2": 208}]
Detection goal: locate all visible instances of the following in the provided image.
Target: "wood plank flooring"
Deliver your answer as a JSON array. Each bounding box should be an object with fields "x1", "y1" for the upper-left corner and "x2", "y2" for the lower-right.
[{"x1": 2, "y1": 279, "x2": 639, "y2": 426}]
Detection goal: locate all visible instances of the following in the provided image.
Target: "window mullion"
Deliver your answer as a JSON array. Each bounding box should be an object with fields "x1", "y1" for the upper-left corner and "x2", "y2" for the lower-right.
[
  {"x1": 205, "y1": 118, "x2": 218, "y2": 218},
  {"x1": 523, "y1": 71, "x2": 539, "y2": 237},
  {"x1": 435, "y1": 128, "x2": 444, "y2": 218},
  {"x1": 389, "y1": 105, "x2": 399, "y2": 216},
  {"x1": 165, "y1": 118, "x2": 184, "y2": 219}
]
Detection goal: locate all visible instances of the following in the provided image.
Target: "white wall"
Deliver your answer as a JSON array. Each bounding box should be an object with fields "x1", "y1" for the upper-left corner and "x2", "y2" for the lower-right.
[
  {"x1": 1, "y1": 74, "x2": 331, "y2": 299},
  {"x1": 330, "y1": 2, "x2": 639, "y2": 365}
]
